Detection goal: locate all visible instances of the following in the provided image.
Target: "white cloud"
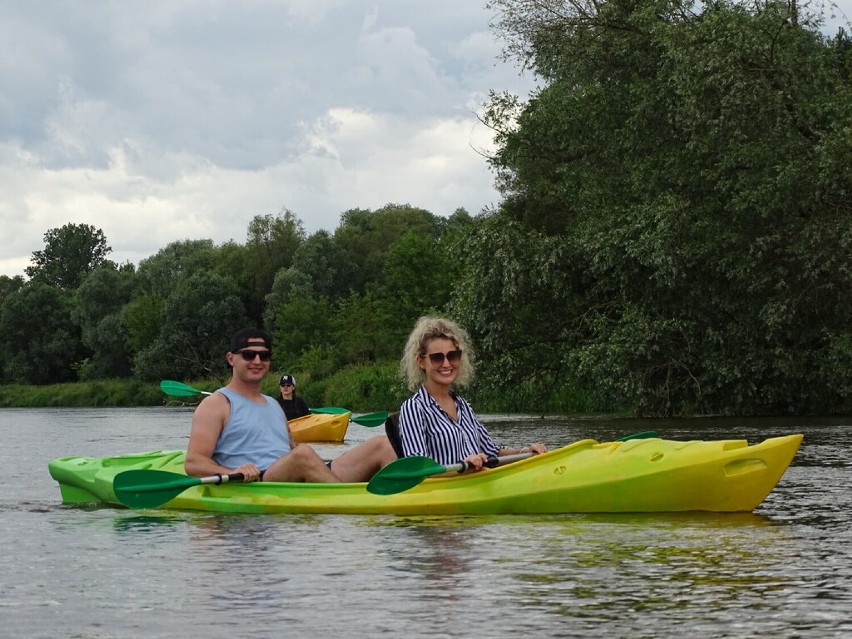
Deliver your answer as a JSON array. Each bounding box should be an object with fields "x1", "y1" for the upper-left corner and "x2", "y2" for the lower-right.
[
  {"x1": 0, "y1": 102, "x2": 501, "y2": 275},
  {"x1": 0, "y1": 1, "x2": 537, "y2": 277},
  {"x1": 1, "y1": 0, "x2": 848, "y2": 278}
]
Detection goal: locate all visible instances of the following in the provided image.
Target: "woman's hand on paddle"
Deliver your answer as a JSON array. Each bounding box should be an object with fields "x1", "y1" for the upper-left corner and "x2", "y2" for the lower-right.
[
  {"x1": 462, "y1": 453, "x2": 489, "y2": 470},
  {"x1": 528, "y1": 443, "x2": 547, "y2": 455}
]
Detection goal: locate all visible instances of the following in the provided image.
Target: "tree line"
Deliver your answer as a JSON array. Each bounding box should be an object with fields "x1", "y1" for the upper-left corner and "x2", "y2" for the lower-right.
[
  {"x1": 0, "y1": 205, "x2": 462, "y2": 386},
  {"x1": 1, "y1": 0, "x2": 849, "y2": 416}
]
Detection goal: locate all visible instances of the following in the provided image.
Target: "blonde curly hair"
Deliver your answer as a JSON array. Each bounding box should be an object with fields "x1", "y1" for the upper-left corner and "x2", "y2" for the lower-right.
[{"x1": 400, "y1": 316, "x2": 475, "y2": 391}]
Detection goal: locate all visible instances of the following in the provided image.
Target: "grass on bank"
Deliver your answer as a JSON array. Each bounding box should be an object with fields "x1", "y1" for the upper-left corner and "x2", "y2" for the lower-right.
[
  {"x1": 0, "y1": 363, "x2": 608, "y2": 414},
  {"x1": 0, "y1": 379, "x2": 164, "y2": 408}
]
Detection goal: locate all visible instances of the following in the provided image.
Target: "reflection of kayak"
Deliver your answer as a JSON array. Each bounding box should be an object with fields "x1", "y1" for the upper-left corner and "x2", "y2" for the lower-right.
[
  {"x1": 288, "y1": 411, "x2": 349, "y2": 443},
  {"x1": 48, "y1": 434, "x2": 802, "y2": 515}
]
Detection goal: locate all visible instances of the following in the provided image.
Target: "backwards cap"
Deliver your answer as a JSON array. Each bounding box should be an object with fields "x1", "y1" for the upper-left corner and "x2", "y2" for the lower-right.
[{"x1": 229, "y1": 328, "x2": 272, "y2": 353}]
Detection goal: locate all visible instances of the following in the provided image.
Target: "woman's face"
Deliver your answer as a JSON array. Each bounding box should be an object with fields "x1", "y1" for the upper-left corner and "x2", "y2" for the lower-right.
[{"x1": 419, "y1": 337, "x2": 462, "y2": 387}]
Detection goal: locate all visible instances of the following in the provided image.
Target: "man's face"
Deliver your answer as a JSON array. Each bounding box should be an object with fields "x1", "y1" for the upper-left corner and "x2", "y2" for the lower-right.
[{"x1": 228, "y1": 338, "x2": 271, "y2": 382}]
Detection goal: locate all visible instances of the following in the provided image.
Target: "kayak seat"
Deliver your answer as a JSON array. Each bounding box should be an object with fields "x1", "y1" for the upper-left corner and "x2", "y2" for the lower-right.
[{"x1": 385, "y1": 411, "x2": 403, "y2": 458}]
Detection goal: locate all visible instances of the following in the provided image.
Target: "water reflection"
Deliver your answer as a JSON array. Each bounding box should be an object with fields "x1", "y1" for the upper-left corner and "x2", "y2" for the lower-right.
[
  {"x1": 383, "y1": 521, "x2": 477, "y2": 594},
  {"x1": 112, "y1": 513, "x2": 185, "y2": 532},
  {"x1": 359, "y1": 510, "x2": 841, "y2": 636}
]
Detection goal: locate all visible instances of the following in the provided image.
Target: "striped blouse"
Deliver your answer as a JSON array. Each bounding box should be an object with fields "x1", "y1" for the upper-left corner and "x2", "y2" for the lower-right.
[{"x1": 398, "y1": 386, "x2": 501, "y2": 465}]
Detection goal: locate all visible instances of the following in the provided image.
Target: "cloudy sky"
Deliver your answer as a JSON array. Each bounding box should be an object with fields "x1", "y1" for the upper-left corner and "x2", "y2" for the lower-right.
[{"x1": 1, "y1": 1, "x2": 849, "y2": 278}]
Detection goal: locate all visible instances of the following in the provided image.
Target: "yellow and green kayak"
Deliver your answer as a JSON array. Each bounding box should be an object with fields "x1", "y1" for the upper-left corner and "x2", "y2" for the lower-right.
[{"x1": 48, "y1": 434, "x2": 802, "y2": 515}]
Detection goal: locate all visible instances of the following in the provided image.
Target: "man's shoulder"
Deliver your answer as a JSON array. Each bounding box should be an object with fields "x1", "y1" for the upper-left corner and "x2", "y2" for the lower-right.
[{"x1": 198, "y1": 388, "x2": 229, "y2": 408}]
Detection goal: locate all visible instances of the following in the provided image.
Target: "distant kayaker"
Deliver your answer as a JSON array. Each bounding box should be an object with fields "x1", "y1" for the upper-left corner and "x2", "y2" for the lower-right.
[
  {"x1": 185, "y1": 328, "x2": 396, "y2": 483},
  {"x1": 276, "y1": 374, "x2": 310, "y2": 421},
  {"x1": 395, "y1": 316, "x2": 547, "y2": 469}
]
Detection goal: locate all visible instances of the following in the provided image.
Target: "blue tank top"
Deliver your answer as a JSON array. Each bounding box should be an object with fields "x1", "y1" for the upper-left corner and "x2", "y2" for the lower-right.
[{"x1": 213, "y1": 387, "x2": 292, "y2": 471}]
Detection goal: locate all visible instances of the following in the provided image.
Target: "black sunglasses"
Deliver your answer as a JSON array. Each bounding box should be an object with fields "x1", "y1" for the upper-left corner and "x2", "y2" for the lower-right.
[
  {"x1": 237, "y1": 349, "x2": 271, "y2": 362},
  {"x1": 425, "y1": 349, "x2": 462, "y2": 364}
]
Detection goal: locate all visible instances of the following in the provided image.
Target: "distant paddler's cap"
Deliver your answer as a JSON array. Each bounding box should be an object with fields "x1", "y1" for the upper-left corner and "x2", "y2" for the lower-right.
[
  {"x1": 279, "y1": 374, "x2": 296, "y2": 386},
  {"x1": 229, "y1": 328, "x2": 272, "y2": 353}
]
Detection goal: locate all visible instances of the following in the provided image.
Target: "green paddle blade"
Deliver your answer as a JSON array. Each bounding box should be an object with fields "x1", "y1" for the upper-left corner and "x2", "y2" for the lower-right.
[
  {"x1": 351, "y1": 411, "x2": 389, "y2": 428},
  {"x1": 114, "y1": 469, "x2": 202, "y2": 509},
  {"x1": 310, "y1": 406, "x2": 350, "y2": 415},
  {"x1": 366, "y1": 456, "x2": 448, "y2": 495},
  {"x1": 310, "y1": 407, "x2": 389, "y2": 427},
  {"x1": 160, "y1": 380, "x2": 208, "y2": 397}
]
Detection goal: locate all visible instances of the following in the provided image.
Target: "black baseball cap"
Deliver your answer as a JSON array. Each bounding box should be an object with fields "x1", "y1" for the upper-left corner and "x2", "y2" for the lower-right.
[
  {"x1": 279, "y1": 375, "x2": 295, "y2": 386},
  {"x1": 229, "y1": 328, "x2": 272, "y2": 353}
]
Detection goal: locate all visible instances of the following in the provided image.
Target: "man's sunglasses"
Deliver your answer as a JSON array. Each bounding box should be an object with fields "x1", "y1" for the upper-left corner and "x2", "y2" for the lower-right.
[
  {"x1": 237, "y1": 349, "x2": 271, "y2": 362},
  {"x1": 424, "y1": 349, "x2": 462, "y2": 364}
]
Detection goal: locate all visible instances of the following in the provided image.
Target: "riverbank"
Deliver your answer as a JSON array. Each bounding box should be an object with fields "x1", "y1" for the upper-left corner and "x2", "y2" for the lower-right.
[{"x1": 0, "y1": 370, "x2": 605, "y2": 415}]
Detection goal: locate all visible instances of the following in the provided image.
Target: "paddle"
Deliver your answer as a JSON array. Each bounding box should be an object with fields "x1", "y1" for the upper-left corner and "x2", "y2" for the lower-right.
[
  {"x1": 159, "y1": 380, "x2": 213, "y2": 397},
  {"x1": 159, "y1": 380, "x2": 388, "y2": 427},
  {"x1": 114, "y1": 469, "x2": 245, "y2": 509},
  {"x1": 311, "y1": 407, "x2": 389, "y2": 428},
  {"x1": 366, "y1": 452, "x2": 533, "y2": 496}
]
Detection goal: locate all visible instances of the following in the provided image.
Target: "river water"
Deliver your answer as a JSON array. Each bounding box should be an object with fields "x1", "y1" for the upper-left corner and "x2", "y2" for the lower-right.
[{"x1": 1, "y1": 408, "x2": 850, "y2": 638}]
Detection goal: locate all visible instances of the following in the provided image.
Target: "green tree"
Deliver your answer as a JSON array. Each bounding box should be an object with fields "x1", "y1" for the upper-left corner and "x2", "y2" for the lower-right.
[
  {"x1": 137, "y1": 239, "x2": 217, "y2": 297},
  {"x1": 212, "y1": 240, "x2": 255, "y2": 318},
  {"x1": 73, "y1": 264, "x2": 138, "y2": 379},
  {"x1": 381, "y1": 229, "x2": 453, "y2": 345},
  {"x1": 243, "y1": 209, "x2": 306, "y2": 323},
  {"x1": 449, "y1": 212, "x2": 581, "y2": 386},
  {"x1": 133, "y1": 272, "x2": 250, "y2": 380},
  {"x1": 0, "y1": 275, "x2": 25, "y2": 303},
  {"x1": 333, "y1": 204, "x2": 442, "y2": 292},
  {"x1": 124, "y1": 293, "x2": 166, "y2": 355},
  {"x1": 291, "y1": 230, "x2": 356, "y2": 302},
  {"x1": 263, "y1": 267, "x2": 314, "y2": 333},
  {"x1": 477, "y1": 0, "x2": 852, "y2": 414},
  {"x1": 333, "y1": 292, "x2": 397, "y2": 363},
  {"x1": 272, "y1": 295, "x2": 335, "y2": 364},
  {"x1": 0, "y1": 282, "x2": 85, "y2": 384},
  {"x1": 25, "y1": 223, "x2": 113, "y2": 290}
]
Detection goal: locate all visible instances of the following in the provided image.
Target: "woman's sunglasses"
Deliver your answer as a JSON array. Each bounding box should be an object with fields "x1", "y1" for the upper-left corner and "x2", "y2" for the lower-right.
[
  {"x1": 237, "y1": 349, "x2": 271, "y2": 362},
  {"x1": 424, "y1": 349, "x2": 462, "y2": 364}
]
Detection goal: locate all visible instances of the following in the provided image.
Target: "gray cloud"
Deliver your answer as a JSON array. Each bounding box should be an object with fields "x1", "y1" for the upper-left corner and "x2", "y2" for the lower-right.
[
  {"x1": 2, "y1": 0, "x2": 847, "y2": 277},
  {"x1": 0, "y1": 1, "x2": 539, "y2": 276}
]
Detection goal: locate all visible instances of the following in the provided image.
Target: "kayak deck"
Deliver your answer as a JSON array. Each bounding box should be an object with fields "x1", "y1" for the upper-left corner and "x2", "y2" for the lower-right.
[{"x1": 48, "y1": 434, "x2": 803, "y2": 515}]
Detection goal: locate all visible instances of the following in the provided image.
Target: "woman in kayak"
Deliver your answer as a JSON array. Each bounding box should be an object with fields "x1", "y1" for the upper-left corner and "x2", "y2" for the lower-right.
[
  {"x1": 396, "y1": 316, "x2": 546, "y2": 469},
  {"x1": 276, "y1": 374, "x2": 310, "y2": 420}
]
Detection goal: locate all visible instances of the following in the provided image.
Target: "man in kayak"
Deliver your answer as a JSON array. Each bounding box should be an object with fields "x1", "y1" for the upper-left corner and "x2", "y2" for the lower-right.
[
  {"x1": 276, "y1": 374, "x2": 310, "y2": 420},
  {"x1": 185, "y1": 328, "x2": 396, "y2": 483}
]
